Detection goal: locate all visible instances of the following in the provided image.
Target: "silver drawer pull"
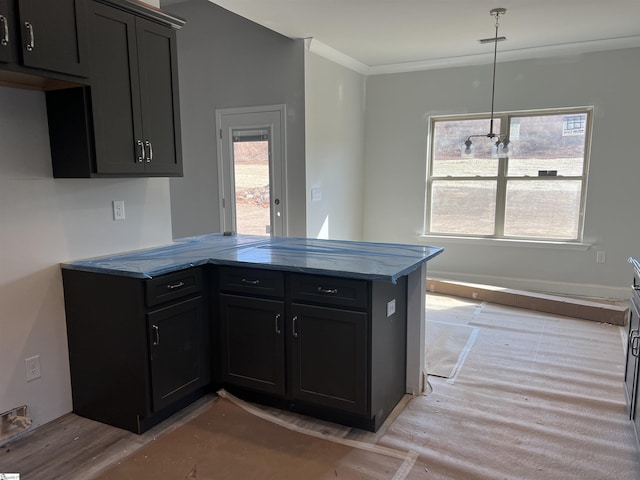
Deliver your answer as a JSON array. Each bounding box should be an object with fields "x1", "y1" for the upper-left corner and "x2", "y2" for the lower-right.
[
  {"x1": 167, "y1": 281, "x2": 185, "y2": 290},
  {"x1": 24, "y1": 21, "x2": 34, "y2": 51},
  {"x1": 152, "y1": 324, "x2": 160, "y2": 346},
  {"x1": 317, "y1": 286, "x2": 338, "y2": 295},
  {"x1": 0, "y1": 15, "x2": 8, "y2": 46},
  {"x1": 292, "y1": 316, "x2": 299, "y2": 338},
  {"x1": 241, "y1": 278, "x2": 260, "y2": 286},
  {"x1": 633, "y1": 284, "x2": 640, "y2": 291}
]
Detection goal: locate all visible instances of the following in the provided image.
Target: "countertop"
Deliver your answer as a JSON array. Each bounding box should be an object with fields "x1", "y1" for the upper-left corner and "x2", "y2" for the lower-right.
[{"x1": 62, "y1": 233, "x2": 444, "y2": 283}]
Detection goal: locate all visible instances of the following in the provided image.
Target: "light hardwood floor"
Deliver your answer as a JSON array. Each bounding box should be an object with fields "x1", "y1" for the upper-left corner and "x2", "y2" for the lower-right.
[{"x1": 1, "y1": 292, "x2": 633, "y2": 479}]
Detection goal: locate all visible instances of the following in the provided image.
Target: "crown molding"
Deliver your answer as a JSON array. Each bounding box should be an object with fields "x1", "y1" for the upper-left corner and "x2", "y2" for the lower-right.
[{"x1": 305, "y1": 35, "x2": 640, "y2": 77}]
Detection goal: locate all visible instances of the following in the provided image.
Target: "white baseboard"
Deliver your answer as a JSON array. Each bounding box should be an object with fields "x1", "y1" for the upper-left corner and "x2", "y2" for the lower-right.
[{"x1": 426, "y1": 270, "x2": 628, "y2": 301}]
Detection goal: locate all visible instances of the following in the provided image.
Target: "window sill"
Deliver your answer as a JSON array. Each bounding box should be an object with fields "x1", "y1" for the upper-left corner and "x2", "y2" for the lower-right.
[{"x1": 419, "y1": 235, "x2": 591, "y2": 251}]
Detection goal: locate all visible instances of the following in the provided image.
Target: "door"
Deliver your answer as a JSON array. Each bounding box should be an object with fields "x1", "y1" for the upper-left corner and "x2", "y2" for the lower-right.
[
  {"x1": 148, "y1": 296, "x2": 210, "y2": 412},
  {"x1": 18, "y1": 0, "x2": 88, "y2": 76},
  {"x1": 289, "y1": 303, "x2": 368, "y2": 414},
  {"x1": 88, "y1": 2, "x2": 143, "y2": 175},
  {"x1": 0, "y1": 0, "x2": 15, "y2": 63},
  {"x1": 220, "y1": 294, "x2": 286, "y2": 395},
  {"x1": 625, "y1": 295, "x2": 640, "y2": 418},
  {"x1": 217, "y1": 106, "x2": 286, "y2": 236},
  {"x1": 136, "y1": 16, "x2": 182, "y2": 175}
]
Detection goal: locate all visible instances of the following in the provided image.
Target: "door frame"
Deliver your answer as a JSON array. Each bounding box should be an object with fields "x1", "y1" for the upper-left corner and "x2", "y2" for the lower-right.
[{"x1": 215, "y1": 105, "x2": 287, "y2": 236}]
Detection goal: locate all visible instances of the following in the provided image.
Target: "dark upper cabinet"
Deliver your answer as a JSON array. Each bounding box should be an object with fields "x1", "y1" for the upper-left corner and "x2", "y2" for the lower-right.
[
  {"x1": 46, "y1": 0, "x2": 184, "y2": 177},
  {"x1": 88, "y1": 1, "x2": 181, "y2": 176},
  {"x1": 0, "y1": 0, "x2": 16, "y2": 63},
  {"x1": 0, "y1": 0, "x2": 88, "y2": 77}
]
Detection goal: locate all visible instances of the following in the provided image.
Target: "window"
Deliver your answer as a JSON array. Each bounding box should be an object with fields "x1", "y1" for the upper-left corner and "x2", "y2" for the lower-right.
[{"x1": 426, "y1": 108, "x2": 592, "y2": 241}]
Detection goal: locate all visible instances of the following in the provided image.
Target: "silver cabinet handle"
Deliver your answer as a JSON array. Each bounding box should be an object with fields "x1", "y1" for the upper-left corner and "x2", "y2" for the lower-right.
[
  {"x1": 24, "y1": 21, "x2": 34, "y2": 51},
  {"x1": 136, "y1": 139, "x2": 145, "y2": 162},
  {"x1": 274, "y1": 314, "x2": 281, "y2": 335},
  {"x1": 167, "y1": 281, "x2": 184, "y2": 290},
  {"x1": 144, "y1": 140, "x2": 153, "y2": 163},
  {"x1": 292, "y1": 316, "x2": 299, "y2": 338},
  {"x1": 317, "y1": 286, "x2": 338, "y2": 295},
  {"x1": 152, "y1": 325, "x2": 160, "y2": 346},
  {"x1": 0, "y1": 15, "x2": 8, "y2": 46},
  {"x1": 631, "y1": 330, "x2": 640, "y2": 357},
  {"x1": 241, "y1": 278, "x2": 260, "y2": 286},
  {"x1": 632, "y1": 284, "x2": 640, "y2": 291}
]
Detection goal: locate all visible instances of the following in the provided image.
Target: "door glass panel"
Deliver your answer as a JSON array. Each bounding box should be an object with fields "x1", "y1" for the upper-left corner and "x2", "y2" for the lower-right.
[{"x1": 232, "y1": 130, "x2": 270, "y2": 236}]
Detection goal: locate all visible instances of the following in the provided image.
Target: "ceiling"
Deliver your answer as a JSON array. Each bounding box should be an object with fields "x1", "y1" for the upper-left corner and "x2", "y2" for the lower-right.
[{"x1": 190, "y1": 0, "x2": 640, "y2": 75}]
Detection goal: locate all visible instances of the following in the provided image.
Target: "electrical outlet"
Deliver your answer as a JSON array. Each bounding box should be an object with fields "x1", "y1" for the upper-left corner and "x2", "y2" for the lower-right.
[
  {"x1": 113, "y1": 200, "x2": 125, "y2": 221},
  {"x1": 596, "y1": 251, "x2": 606, "y2": 264},
  {"x1": 25, "y1": 355, "x2": 41, "y2": 382}
]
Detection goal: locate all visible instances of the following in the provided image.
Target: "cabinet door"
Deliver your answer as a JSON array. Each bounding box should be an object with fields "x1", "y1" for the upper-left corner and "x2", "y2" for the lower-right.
[
  {"x1": 88, "y1": 2, "x2": 144, "y2": 175},
  {"x1": 220, "y1": 294, "x2": 285, "y2": 396},
  {"x1": 136, "y1": 17, "x2": 182, "y2": 175},
  {"x1": 625, "y1": 296, "x2": 640, "y2": 418},
  {"x1": 0, "y1": 0, "x2": 15, "y2": 63},
  {"x1": 17, "y1": 0, "x2": 88, "y2": 76},
  {"x1": 289, "y1": 303, "x2": 368, "y2": 414},
  {"x1": 148, "y1": 296, "x2": 210, "y2": 412}
]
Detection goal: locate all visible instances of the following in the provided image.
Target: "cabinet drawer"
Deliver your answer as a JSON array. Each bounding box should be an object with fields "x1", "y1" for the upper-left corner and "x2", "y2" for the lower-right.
[
  {"x1": 290, "y1": 274, "x2": 368, "y2": 309},
  {"x1": 145, "y1": 268, "x2": 203, "y2": 307},
  {"x1": 219, "y1": 266, "x2": 284, "y2": 298}
]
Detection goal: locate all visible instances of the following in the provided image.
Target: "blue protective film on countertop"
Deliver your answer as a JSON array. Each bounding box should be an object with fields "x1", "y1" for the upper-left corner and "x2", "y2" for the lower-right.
[{"x1": 61, "y1": 233, "x2": 444, "y2": 283}]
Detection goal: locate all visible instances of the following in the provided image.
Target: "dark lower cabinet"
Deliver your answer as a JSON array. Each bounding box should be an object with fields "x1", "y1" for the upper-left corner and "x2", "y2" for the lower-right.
[
  {"x1": 148, "y1": 296, "x2": 210, "y2": 412},
  {"x1": 289, "y1": 303, "x2": 367, "y2": 414},
  {"x1": 624, "y1": 263, "x2": 640, "y2": 447},
  {"x1": 62, "y1": 267, "x2": 210, "y2": 434},
  {"x1": 218, "y1": 267, "x2": 407, "y2": 431},
  {"x1": 62, "y1": 262, "x2": 408, "y2": 433},
  {"x1": 220, "y1": 294, "x2": 285, "y2": 396}
]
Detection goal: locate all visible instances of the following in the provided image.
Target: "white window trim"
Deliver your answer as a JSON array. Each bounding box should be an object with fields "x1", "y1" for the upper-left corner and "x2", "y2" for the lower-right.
[
  {"x1": 419, "y1": 234, "x2": 591, "y2": 251},
  {"x1": 425, "y1": 106, "x2": 594, "y2": 244}
]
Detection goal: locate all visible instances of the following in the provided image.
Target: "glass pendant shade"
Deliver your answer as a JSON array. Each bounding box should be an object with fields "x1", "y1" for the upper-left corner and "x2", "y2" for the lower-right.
[
  {"x1": 492, "y1": 138, "x2": 513, "y2": 158},
  {"x1": 461, "y1": 139, "x2": 476, "y2": 157}
]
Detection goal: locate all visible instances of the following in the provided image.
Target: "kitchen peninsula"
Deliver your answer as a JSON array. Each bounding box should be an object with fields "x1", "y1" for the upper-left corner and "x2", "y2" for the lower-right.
[{"x1": 61, "y1": 234, "x2": 443, "y2": 433}]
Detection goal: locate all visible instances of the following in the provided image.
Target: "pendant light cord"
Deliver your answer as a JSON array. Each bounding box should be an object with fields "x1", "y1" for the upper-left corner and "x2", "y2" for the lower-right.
[{"x1": 489, "y1": 12, "x2": 500, "y2": 138}]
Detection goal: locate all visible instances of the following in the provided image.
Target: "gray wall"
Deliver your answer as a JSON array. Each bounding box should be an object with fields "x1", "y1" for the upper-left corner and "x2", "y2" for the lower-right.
[
  {"x1": 304, "y1": 51, "x2": 366, "y2": 240},
  {"x1": 165, "y1": 0, "x2": 306, "y2": 238},
  {"x1": 363, "y1": 48, "x2": 640, "y2": 298}
]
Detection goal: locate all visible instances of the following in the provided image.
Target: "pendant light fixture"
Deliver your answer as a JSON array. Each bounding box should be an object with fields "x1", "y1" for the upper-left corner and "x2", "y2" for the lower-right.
[{"x1": 462, "y1": 7, "x2": 511, "y2": 158}]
